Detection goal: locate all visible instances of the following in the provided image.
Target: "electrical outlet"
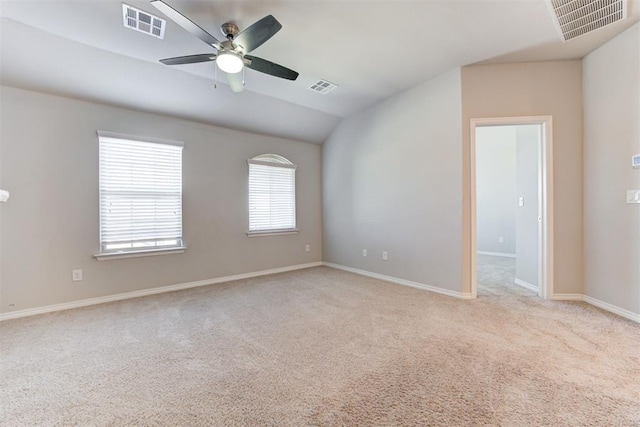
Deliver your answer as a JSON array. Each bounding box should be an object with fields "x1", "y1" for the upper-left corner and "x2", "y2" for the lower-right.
[
  {"x1": 498, "y1": 237, "x2": 504, "y2": 244},
  {"x1": 627, "y1": 190, "x2": 640, "y2": 204},
  {"x1": 382, "y1": 251, "x2": 388, "y2": 261},
  {"x1": 362, "y1": 249, "x2": 367, "y2": 257},
  {"x1": 72, "y1": 269, "x2": 83, "y2": 281},
  {"x1": 305, "y1": 244, "x2": 310, "y2": 252}
]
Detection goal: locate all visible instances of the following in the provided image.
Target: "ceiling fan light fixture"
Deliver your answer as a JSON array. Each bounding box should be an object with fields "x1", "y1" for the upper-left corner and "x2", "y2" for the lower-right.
[{"x1": 216, "y1": 52, "x2": 244, "y2": 74}]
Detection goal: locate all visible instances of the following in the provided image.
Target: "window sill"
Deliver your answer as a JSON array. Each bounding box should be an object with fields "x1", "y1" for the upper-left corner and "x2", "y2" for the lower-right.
[
  {"x1": 94, "y1": 247, "x2": 187, "y2": 261},
  {"x1": 246, "y1": 229, "x2": 299, "y2": 238}
]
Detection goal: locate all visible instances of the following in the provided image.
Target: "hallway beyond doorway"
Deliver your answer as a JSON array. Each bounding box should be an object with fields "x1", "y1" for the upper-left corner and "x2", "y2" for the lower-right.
[{"x1": 477, "y1": 254, "x2": 537, "y2": 298}]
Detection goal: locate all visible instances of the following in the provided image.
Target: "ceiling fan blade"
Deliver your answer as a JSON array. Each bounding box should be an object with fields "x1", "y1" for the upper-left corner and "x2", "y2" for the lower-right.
[
  {"x1": 244, "y1": 55, "x2": 298, "y2": 81},
  {"x1": 234, "y1": 15, "x2": 282, "y2": 53},
  {"x1": 151, "y1": 0, "x2": 222, "y2": 50},
  {"x1": 226, "y1": 72, "x2": 244, "y2": 93},
  {"x1": 159, "y1": 54, "x2": 216, "y2": 65}
]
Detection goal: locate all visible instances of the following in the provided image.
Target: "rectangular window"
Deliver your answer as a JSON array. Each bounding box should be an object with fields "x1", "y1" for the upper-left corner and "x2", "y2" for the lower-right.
[
  {"x1": 248, "y1": 157, "x2": 297, "y2": 234},
  {"x1": 98, "y1": 131, "x2": 184, "y2": 256}
]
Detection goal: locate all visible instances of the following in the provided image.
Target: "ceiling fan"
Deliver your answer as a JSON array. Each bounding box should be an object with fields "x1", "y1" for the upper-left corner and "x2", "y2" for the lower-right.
[{"x1": 150, "y1": 0, "x2": 299, "y2": 93}]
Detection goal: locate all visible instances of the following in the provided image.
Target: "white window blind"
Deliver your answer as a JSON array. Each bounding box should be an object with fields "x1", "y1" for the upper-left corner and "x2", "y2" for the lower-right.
[
  {"x1": 98, "y1": 132, "x2": 183, "y2": 253},
  {"x1": 248, "y1": 154, "x2": 297, "y2": 233}
]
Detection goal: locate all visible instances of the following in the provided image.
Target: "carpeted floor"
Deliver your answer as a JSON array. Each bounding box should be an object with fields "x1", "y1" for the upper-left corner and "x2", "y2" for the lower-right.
[
  {"x1": 1, "y1": 266, "x2": 639, "y2": 426},
  {"x1": 477, "y1": 254, "x2": 536, "y2": 297}
]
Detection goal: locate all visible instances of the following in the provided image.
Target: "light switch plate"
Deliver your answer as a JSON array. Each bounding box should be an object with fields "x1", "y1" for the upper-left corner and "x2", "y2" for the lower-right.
[
  {"x1": 627, "y1": 190, "x2": 640, "y2": 204},
  {"x1": 632, "y1": 154, "x2": 640, "y2": 168}
]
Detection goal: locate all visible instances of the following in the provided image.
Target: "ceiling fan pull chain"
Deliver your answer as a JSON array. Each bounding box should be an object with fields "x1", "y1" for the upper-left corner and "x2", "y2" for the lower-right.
[
  {"x1": 243, "y1": 67, "x2": 245, "y2": 87},
  {"x1": 214, "y1": 62, "x2": 218, "y2": 89}
]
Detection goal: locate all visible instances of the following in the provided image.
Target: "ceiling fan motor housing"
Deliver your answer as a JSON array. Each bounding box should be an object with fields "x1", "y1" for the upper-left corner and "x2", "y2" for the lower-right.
[{"x1": 221, "y1": 22, "x2": 239, "y2": 40}]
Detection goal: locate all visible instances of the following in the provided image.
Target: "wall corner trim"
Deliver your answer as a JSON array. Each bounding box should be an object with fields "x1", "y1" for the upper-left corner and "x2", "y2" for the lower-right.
[
  {"x1": 552, "y1": 293, "x2": 640, "y2": 323},
  {"x1": 323, "y1": 262, "x2": 473, "y2": 299},
  {"x1": 0, "y1": 262, "x2": 323, "y2": 321}
]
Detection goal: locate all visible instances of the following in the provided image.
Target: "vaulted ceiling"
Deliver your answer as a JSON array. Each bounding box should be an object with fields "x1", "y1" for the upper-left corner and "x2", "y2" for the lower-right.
[{"x1": 1, "y1": 0, "x2": 638, "y2": 143}]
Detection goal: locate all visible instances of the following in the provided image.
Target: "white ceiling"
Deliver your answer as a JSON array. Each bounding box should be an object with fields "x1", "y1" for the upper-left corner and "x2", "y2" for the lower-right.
[{"x1": 1, "y1": 0, "x2": 639, "y2": 143}]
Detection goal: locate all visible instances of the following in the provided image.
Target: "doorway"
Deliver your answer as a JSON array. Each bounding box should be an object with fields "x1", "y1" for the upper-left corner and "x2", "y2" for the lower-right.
[{"x1": 470, "y1": 117, "x2": 554, "y2": 299}]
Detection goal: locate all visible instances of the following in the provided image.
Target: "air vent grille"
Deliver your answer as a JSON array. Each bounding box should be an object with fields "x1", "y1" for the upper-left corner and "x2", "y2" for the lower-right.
[
  {"x1": 122, "y1": 4, "x2": 166, "y2": 39},
  {"x1": 548, "y1": 0, "x2": 627, "y2": 41},
  {"x1": 309, "y1": 79, "x2": 338, "y2": 94}
]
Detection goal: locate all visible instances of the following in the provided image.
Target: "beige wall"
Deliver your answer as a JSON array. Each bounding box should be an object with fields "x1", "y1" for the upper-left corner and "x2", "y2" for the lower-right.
[
  {"x1": 323, "y1": 69, "x2": 464, "y2": 293},
  {"x1": 583, "y1": 23, "x2": 640, "y2": 315},
  {"x1": 0, "y1": 86, "x2": 322, "y2": 314},
  {"x1": 461, "y1": 61, "x2": 584, "y2": 295}
]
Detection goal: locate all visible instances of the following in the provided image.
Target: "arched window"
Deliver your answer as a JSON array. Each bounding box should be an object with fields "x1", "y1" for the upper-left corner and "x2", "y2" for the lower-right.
[{"x1": 247, "y1": 154, "x2": 297, "y2": 234}]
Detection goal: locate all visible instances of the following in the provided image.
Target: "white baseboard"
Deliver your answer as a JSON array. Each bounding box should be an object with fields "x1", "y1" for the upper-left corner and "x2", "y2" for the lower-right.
[
  {"x1": 582, "y1": 295, "x2": 640, "y2": 323},
  {"x1": 513, "y1": 278, "x2": 539, "y2": 293},
  {"x1": 323, "y1": 262, "x2": 473, "y2": 300},
  {"x1": 4, "y1": 261, "x2": 637, "y2": 325},
  {"x1": 552, "y1": 293, "x2": 639, "y2": 324},
  {"x1": 477, "y1": 251, "x2": 516, "y2": 258},
  {"x1": 0, "y1": 262, "x2": 323, "y2": 322}
]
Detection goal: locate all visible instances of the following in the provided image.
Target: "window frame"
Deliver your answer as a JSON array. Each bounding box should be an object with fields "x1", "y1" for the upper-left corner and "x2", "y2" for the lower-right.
[
  {"x1": 247, "y1": 154, "x2": 298, "y2": 237},
  {"x1": 94, "y1": 131, "x2": 186, "y2": 260}
]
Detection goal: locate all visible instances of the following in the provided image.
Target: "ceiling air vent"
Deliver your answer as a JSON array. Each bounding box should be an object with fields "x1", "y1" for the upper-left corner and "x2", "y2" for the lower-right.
[
  {"x1": 309, "y1": 79, "x2": 338, "y2": 95},
  {"x1": 122, "y1": 4, "x2": 166, "y2": 39},
  {"x1": 547, "y1": 0, "x2": 627, "y2": 42}
]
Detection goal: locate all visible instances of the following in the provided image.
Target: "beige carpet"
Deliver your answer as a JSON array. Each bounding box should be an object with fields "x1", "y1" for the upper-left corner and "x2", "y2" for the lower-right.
[{"x1": 1, "y1": 266, "x2": 639, "y2": 426}]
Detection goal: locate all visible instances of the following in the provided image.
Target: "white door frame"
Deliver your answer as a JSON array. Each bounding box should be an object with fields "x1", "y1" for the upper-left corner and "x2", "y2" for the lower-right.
[{"x1": 470, "y1": 116, "x2": 554, "y2": 299}]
